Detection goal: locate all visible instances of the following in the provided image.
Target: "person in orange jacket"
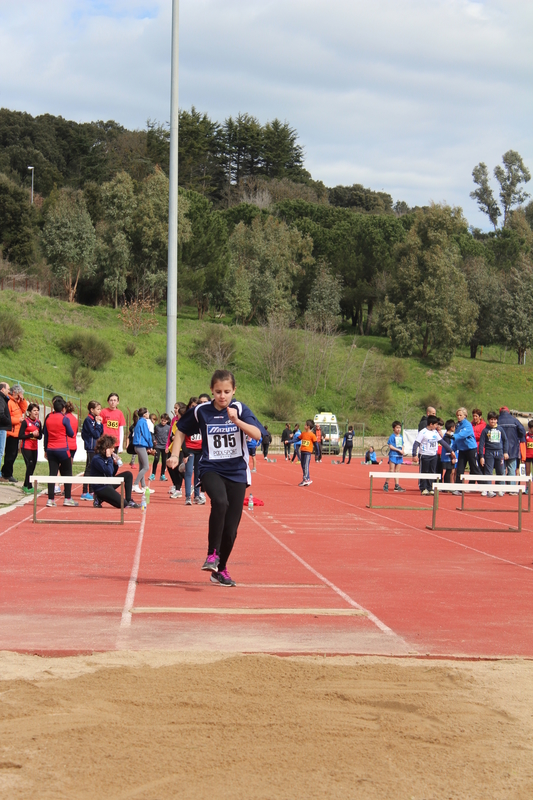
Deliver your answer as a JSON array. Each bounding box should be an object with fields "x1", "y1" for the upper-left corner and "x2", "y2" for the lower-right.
[{"x1": 1, "y1": 384, "x2": 28, "y2": 483}]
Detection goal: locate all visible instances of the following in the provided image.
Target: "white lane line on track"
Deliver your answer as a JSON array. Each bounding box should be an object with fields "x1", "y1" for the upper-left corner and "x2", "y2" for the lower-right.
[
  {"x1": 366, "y1": 506, "x2": 533, "y2": 573},
  {"x1": 246, "y1": 512, "x2": 402, "y2": 638},
  {"x1": 0, "y1": 514, "x2": 33, "y2": 537},
  {"x1": 258, "y1": 467, "x2": 533, "y2": 563},
  {"x1": 119, "y1": 511, "x2": 147, "y2": 629}
]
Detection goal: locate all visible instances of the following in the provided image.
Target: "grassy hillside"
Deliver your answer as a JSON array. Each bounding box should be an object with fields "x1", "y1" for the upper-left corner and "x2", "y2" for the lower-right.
[{"x1": 1, "y1": 291, "x2": 532, "y2": 434}]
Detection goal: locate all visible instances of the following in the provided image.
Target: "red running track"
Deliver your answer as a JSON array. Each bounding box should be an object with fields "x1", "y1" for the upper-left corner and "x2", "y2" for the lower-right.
[{"x1": 0, "y1": 458, "x2": 532, "y2": 657}]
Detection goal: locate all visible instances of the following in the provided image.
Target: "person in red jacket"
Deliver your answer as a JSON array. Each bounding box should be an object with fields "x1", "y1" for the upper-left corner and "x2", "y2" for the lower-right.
[
  {"x1": 18, "y1": 403, "x2": 42, "y2": 493},
  {"x1": 65, "y1": 401, "x2": 79, "y2": 460},
  {"x1": 100, "y1": 393, "x2": 126, "y2": 452},
  {"x1": 1, "y1": 384, "x2": 28, "y2": 482},
  {"x1": 43, "y1": 398, "x2": 78, "y2": 508},
  {"x1": 472, "y1": 408, "x2": 485, "y2": 450}
]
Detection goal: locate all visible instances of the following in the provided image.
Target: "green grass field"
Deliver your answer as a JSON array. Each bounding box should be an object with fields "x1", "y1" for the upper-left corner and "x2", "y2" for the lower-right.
[{"x1": 1, "y1": 290, "x2": 532, "y2": 435}]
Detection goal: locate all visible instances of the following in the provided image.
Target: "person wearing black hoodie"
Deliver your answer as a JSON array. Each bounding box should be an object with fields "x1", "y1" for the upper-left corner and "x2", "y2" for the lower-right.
[{"x1": 0, "y1": 382, "x2": 11, "y2": 478}]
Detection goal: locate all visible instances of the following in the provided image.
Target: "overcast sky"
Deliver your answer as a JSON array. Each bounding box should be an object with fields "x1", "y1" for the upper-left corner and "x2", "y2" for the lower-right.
[{"x1": 1, "y1": 0, "x2": 532, "y2": 227}]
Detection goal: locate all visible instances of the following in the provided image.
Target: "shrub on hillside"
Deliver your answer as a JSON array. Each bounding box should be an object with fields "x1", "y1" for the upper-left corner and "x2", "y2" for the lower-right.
[
  {"x1": 194, "y1": 325, "x2": 236, "y2": 371},
  {"x1": 0, "y1": 310, "x2": 23, "y2": 351},
  {"x1": 60, "y1": 331, "x2": 113, "y2": 370},
  {"x1": 70, "y1": 361, "x2": 94, "y2": 394},
  {"x1": 264, "y1": 386, "x2": 298, "y2": 421},
  {"x1": 155, "y1": 354, "x2": 166, "y2": 367},
  {"x1": 418, "y1": 393, "x2": 442, "y2": 412},
  {"x1": 125, "y1": 342, "x2": 137, "y2": 357}
]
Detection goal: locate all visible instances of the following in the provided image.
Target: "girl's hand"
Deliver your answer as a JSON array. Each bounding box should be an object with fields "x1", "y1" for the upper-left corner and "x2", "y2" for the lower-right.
[
  {"x1": 226, "y1": 406, "x2": 238, "y2": 424},
  {"x1": 479, "y1": 457, "x2": 484, "y2": 466},
  {"x1": 167, "y1": 455, "x2": 179, "y2": 469}
]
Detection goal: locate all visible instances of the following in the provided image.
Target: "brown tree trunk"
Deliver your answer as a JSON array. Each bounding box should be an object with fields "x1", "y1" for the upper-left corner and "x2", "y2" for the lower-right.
[
  {"x1": 518, "y1": 347, "x2": 526, "y2": 365},
  {"x1": 470, "y1": 342, "x2": 478, "y2": 359}
]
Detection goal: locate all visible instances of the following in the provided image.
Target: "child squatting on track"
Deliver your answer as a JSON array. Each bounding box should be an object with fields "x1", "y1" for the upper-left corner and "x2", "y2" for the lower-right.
[
  {"x1": 383, "y1": 421, "x2": 406, "y2": 493},
  {"x1": 167, "y1": 369, "x2": 265, "y2": 587}
]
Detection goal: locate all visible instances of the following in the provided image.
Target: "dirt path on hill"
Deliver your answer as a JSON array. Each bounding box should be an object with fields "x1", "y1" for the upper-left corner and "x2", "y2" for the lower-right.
[{"x1": 0, "y1": 652, "x2": 532, "y2": 800}]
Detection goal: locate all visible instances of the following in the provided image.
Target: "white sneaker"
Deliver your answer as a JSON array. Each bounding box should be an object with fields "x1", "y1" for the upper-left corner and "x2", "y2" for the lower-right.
[
  {"x1": 481, "y1": 491, "x2": 487, "y2": 497},
  {"x1": 194, "y1": 495, "x2": 206, "y2": 505},
  {"x1": 498, "y1": 491, "x2": 504, "y2": 497},
  {"x1": 132, "y1": 486, "x2": 143, "y2": 494},
  {"x1": 487, "y1": 491, "x2": 496, "y2": 498},
  {"x1": 147, "y1": 487, "x2": 155, "y2": 494},
  {"x1": 170, "y1": 489, "x2": 182, "y2": 498}
]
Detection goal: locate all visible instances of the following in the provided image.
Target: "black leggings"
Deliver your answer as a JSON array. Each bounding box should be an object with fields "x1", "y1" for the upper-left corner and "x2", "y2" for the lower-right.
[
  {"x1": 83, "y1": 451, "x2": 95, "y2": 494},
  {"x1": 1, "y1": 436, "x2": 19, "y2": 479},
  {"x1": 152, "y1": 448, "x2": 167, "y2": 477},
  {"x1": 201, "y1": 471, "x2": 246, "y2": 572},
  {"x1": 95, "y1": 471, "x2": 133, "y2": 507},
  {"x1": 47, "y1": 450, "x2": 72, "y2": 500},
  {"x1": 284, "y1": 442, "x2": 290, "y2": 459},
  {"x1": 22, "y1": 449, "x2": 38, "y2": 489},
  {"x1": 457, "y1": 448, "x2": 481, "y2": 483},
  {"x1": 342, "y1": 445, "x2": 352, "y2": 464},
  {"x1": 167, "y1": 464, "x2": 183, "y2": 490}
]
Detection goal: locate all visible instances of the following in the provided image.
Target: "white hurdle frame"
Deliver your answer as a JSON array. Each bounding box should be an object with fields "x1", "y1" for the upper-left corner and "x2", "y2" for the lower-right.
[
  {"x1": 32, "y1": 476, "x2": 125, "y2": 525},
  {"x1": 459, "y1": 474, "x2": 532, "y2": 513},
  {"x1": 367, "y1": 472, "x2": 440, "y2": 509},
  {"x1": 427, "y1": 483, "x2": 523, "y2": 532}
]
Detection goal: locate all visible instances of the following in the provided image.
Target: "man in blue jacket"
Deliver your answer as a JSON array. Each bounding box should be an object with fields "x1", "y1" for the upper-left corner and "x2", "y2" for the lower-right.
[{"x1": 497, "y1": 407, "x2": 526, "y2": 477}]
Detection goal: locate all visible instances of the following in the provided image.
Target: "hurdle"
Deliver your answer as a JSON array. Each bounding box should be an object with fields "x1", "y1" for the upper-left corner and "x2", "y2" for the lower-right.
[
  {"x1": 367, "y1": 472, "x2": 440, "y2": 509},
  {"x1": 32, "y1": 476, "x2": 125, "y2": 525},
  {"x1": 458, "y1": 474, "x2": 532, "y2": 513},
  {"x1": 427, "y1": 484, "x2": 523, "y2": 532}
]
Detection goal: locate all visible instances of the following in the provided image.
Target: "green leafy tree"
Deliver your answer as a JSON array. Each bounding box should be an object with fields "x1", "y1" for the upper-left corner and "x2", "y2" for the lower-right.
[
  {"x1": 462, "y1": 256, "x2": 503, "y2": 358},
  {"x1": 329, "y1": 184, "x2": 393, "y2": 214},
  {"x1": 97, "y1": 171, "x2": 136, "y2": 306},
  {"x1": 305, "y1": 260, "x2": 342, "y2": 333},
  {"x1": 228, "y1": 215, "x2": 313, "y2": 322},
  {"x1": 471, "y1": 151, "x2": 531, "y2": 228},
  {"x1": 495, "y1": 151, "x2": 531, "y2": 225},
  {"x1": 179, "y1": 108, "x2": 225, "y2": 198},
  {"x1": 42, "y1": 189, "x2": 96, "y2": 302},
  {"x1": 500, "y1": 255, "x2": 533, "y2": 364},
  {"x1": 470, "y1": 163, "x2": 501, "y2": 229},
  {"x1": 179, "y1": 190, "x2": 228, "y2": 318},
  {"x1": 0, "y1": 173, "x2": 36, "y2": 266},
  {"x1": 382, "y1": 204, "x2": 477, "y2": 364}
]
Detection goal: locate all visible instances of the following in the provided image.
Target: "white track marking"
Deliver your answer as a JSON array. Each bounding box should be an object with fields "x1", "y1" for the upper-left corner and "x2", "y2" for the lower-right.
[
  {"x1": 366, "y1": 506, "x2": 533, "y2": 573},
  {"x1": 0, "y1": 514, "x2": 33, "y2": 538},
  {"x1": 247, "y1": 513, "x2": 401, "y2": 637},
  {"x1": 258, "y1": 466, "x2": 533, "y2": 548},
  {"x1": 119, "y1": 512, "x2": 147, "y2": 629}
]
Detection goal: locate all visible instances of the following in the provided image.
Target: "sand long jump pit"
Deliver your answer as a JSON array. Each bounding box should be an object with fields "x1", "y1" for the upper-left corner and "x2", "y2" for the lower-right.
[{"x1": 1, "y1": 651, "x2": 533, "y2": 799}]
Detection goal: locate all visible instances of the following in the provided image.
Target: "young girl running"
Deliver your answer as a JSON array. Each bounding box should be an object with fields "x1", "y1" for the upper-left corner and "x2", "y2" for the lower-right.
[{"x1": 168, "y1": 370, "x2": 264, "y2": 587}]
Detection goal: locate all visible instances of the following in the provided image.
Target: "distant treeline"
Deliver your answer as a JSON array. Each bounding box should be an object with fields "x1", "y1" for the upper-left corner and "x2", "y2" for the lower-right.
[{"x1": 1, "y1": 107, "x2": 533, "y2": 367}]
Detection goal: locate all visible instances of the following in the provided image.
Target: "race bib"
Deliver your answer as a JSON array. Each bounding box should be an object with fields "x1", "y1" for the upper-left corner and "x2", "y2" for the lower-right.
[
  {"x1": 106, "y1": 419, "x2": 119, "y2": 429},
  {"x1": 395, "y1": 436, "x2": 403, "y2": 448},
  {"x1": 207, "y1": 424, "x2": 243, "y2": 460},
  {"x1": 488, "y1": 429, "x2": 501, "y2": 443}
]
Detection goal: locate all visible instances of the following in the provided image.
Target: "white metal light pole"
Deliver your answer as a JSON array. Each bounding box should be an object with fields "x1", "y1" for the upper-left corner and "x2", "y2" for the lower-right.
[
  {"x1": 28, "y1": 166, "x2": 34, "y2": 203},
  {"x1": 166, "y1": 0, "x2": 179, "y2": 414}
]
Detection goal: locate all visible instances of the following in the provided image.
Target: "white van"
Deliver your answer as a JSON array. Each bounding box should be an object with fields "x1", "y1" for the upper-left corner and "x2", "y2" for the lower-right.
[{"x1": 313, "y1": 412, "x2": 340, "y2": 455}]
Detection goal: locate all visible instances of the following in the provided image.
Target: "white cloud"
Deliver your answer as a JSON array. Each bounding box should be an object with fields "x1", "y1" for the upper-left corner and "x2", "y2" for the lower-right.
[{"x1": 0, "y1": 0, "x2": 531, "y2": 227}]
